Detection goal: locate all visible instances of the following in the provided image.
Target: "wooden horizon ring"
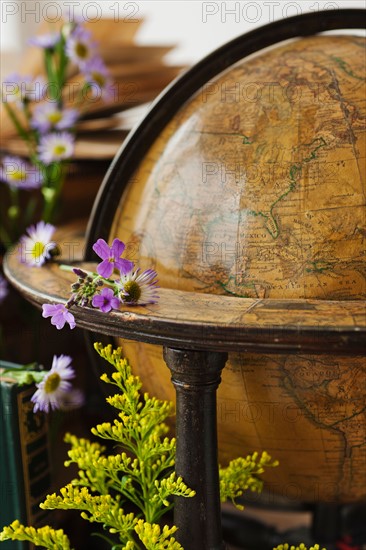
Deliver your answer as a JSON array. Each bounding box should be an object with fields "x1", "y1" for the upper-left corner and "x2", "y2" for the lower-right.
[{"x1": 4, "y1": 239, "x2": 365, "y2": 356}]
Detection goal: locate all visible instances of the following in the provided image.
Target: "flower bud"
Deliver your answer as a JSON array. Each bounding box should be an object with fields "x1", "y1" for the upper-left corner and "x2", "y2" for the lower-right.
[{"x1": 73, "y1": 268, "x2": 87, "y2": 278}]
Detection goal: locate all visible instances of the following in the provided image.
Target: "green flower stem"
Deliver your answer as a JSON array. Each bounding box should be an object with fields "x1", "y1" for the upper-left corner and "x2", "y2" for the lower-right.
[
  {"x1": 22, "y1": 103, "x2": 38, "y2": 146},
  {"x1": 8, "y1": 187, "x2": 20, "y2": 238},
  {"x1": 23, "y1": 101, "x2": 33, "y2": 128},
  {"x1": 59, "y1": 264, "x2": 89, "y2": 274},
  {"x1": 59, "y1": 265, "x2": 115, "y2": 287},
  {"x1": 0, "y1": 224, "x2": 13, "y2": 249},
  {"x1": 24, "y1": 196, "x2": 38, "y2": 226},
  {"x1": 44, "y1": 49, "x2": 60, "y2": 101},
  {"x1": 92, "y1": 532, "x2": 130, "y2": 549},
  {"x1": 140, "y1": 463, "x2": 154, "y2": 523},
  {"x1": 41, "y1": 162, "x2": 67, "y2": 222},
  {"x1": 56, "y1": 35, "x2": 68, "y2": 92},
  {"x1": 3, "y1": 102, "x2": 32, "y2": 144}
]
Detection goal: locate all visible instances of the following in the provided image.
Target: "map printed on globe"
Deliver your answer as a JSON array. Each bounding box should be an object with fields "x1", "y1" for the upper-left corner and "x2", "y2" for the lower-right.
[{"x1": 110, "y1": 35, "x2": 365, "y2": 502}]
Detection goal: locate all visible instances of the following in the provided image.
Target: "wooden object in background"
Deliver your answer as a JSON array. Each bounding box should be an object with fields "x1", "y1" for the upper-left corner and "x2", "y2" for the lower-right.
[{"x1": 0, "y1": 18, "x2": 184, "y2": 160}]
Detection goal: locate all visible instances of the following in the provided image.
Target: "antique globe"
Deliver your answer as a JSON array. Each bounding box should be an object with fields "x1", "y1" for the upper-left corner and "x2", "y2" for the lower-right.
[{"x1": 88, "y1": 30, "x2": 366, "y2": 503}]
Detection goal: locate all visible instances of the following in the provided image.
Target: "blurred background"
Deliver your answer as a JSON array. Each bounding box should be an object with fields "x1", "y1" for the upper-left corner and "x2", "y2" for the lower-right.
[{"x1": 2, "y1": 0, "x2": 366, "y2": 72}]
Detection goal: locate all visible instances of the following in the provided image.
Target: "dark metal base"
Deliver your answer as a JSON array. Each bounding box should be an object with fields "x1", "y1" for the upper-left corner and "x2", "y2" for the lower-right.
[{"x1": 222, "y1": 502, "x2": 366, "y2": 550}]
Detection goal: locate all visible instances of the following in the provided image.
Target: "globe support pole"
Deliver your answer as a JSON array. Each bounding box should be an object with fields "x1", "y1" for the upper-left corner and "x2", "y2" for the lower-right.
[{"x1": 163, "y1": 348, "x2": 228, "y2": 550}]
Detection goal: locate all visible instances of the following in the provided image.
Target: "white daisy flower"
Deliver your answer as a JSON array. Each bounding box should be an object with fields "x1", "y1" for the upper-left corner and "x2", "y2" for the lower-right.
[
  {"x1": 1, "y1": 73, "x2": 46, "y2": 104},
  {"x1": 31, "y1": 102, "x2": 79, "y2": 133},
  {"x1": 117, "y1": 268, "x2": 159, "y2": 305},
  {"x1": 31, "y1": 355, "x2": 75, "y2": 413},
  {"x1": 84, "y1": 57, "x2": 114, "y2": 101},
  {"x1": 19, "y1": 221, "x2": 57, "y2": 267},
  {"x1": 37, "y1": 131, "x2": 74, "y2": 165},
  {"x1": 0, "y1": 156, "x2": 43, "y2": 190},
  {"x1": 66, "y1": 25, "x2": 96, "y2": 68}
]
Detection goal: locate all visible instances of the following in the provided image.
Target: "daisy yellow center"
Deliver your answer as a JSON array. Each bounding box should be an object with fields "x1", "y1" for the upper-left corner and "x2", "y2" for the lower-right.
[
  {"x1": 75, "y1": 42, "x2": 88, "y2": 59},
  {"x1": 47, "y1": 111, "x2": 62, "y2": 124},
  {"x1": 92, "y1": 72, "x2": 106, "y2": 87},
  {"x1": 124, "y1": 281, "x2": 141, "y2": 302},
  {"x1": 10, "y1": 169, "x2": 26, "y2": 181},
  {"x1": 44, "y1": 372, "x2": 61, "y2": 393},
  {"x1": 53, "y1": 144, "x2": 66, "y2": 155},
  {"x1": 31, "y1": 241, "x2": 45, "y2": 259}
]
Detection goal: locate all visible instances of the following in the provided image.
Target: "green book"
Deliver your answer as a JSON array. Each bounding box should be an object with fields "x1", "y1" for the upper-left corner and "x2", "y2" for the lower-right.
[{"x1": 0, "y1": 361, "x2": 51, "y2": 550}]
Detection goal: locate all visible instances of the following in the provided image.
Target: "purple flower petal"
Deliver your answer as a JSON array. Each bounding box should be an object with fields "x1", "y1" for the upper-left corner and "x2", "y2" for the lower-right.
[
  {"x1": 92, "y1": 287, "x2": 120, "y2": 313},
  {"x1": 50, "y1": 310, "x2": 67, "y2": 329},
  {"x1": 42, "y1": 303, "x2": 59, "y2": 317},
  {"x1": 115, "y1": 257, "x2": 134, "y2": 275},
  {"x1": 97, "y1": 258, "x2": 113, "y2": 278},
  {"x1": 110, "y1": 296, "x2": 121, "y2": 310},
  {"x1": 42, "y1": 303, "x2": 76, "y2": 330},
  {"x1": 63, "y1": 310, "x2": 76, "y2": 329},
  {"x1": 92, "y1": 238, "x2": 110, "y2": 260},
  {"x1": 91, "y1": 293, "x2": 105, "y2": 309},
  {"x1": 93, "y1": 237, "x2": 133, "y2": 278},
  {"x1": 111, "y1": 238, "x2": 125, "y2": 257}
]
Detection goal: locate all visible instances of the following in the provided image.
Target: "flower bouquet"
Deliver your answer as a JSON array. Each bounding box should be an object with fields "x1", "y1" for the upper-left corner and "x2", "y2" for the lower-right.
[{"x1": 0, "y1": 17, "x2": 114, "y2": 248}]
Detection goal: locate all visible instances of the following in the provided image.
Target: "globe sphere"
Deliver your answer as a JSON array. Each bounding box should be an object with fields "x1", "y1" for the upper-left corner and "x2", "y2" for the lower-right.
[{"x1": 112, "y1": 35, "x2": 366, "y2": 503}]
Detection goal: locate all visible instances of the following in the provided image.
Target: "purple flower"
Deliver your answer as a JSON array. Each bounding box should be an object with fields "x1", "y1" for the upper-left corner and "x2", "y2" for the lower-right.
[
  {"x1": 0, "y1": 274, "x2": 8, "y2": 303},
  {"x1": 19, "y1": 221, "x2": 56, "y2": 266},
  {"x1": 29, "y1": 33, "x2": 60, "y2": 49},
  {"x1": 1, "y1": 73, "x2": 46, "y2": 104},
  {"x1": 37, "y1": 131, "x2": 75, "y2": 164},
  {"x1": 84, "y1": 57, "x2": 114, "y2": 101},
  {"x1": 92, "y1": 287, "x2": 121, "y2": 313},
  {"x1": 0, "y1": 156, "x2": 43, "y2": 190},
  {"x1": 117, "y1": 268, "x2": 159, "y2": 305},
  {"x1": 66, "y1": 25, "x2": 96, "y2": 69},
  {"x1": 42, "y1": 303, "x2": 76, "y2": 330},
  {"x1": 31, "y1": 354, "x2": 75, "y2": 413},
  {"x1": 92, "y1": 238, "x2": 134, "y2": 278},
  {"x1": 31, "y1": 102, "x2": 79, "y2": 133}
]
